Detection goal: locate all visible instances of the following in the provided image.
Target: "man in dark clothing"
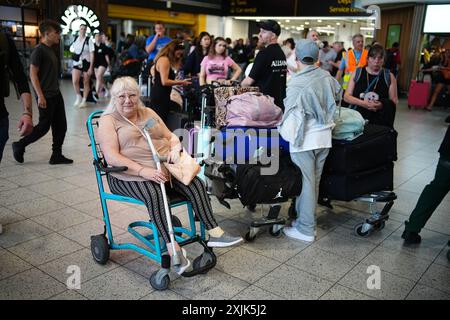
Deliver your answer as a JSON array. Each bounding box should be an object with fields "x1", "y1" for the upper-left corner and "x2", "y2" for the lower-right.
[
  {"x1": 0, "y1": 31, "x2": 34, "y2": 164},
  {"x1": 241, "y1": 20, "x2": 287, "y2": 110},
  {"x1": 12, "y1": 20, "x2": 72, "y2": 165},
  {"x1": 402, "y1": 124, "x2": 450, "y2": 244}
]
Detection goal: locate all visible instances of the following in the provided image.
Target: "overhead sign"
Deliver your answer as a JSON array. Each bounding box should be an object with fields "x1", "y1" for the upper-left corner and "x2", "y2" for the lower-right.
[
  {"x1": 225, "y1": 0, "x2": 296, "y2": 16},
  {"x1": 298, "y1": 0, "x2": 369, "y2": 17},
  {"x1": 61, "y1": 5, "x2": 100, "y2": 35}
]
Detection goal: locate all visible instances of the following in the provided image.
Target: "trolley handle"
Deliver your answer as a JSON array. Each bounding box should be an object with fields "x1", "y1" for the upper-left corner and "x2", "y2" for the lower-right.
[{"x1": 101, "y1": 166, "x2": 128, "y2": 173}]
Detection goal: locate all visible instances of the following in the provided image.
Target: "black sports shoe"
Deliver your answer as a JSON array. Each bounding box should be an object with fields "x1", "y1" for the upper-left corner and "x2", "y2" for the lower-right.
[
  {"x1": 49, "y1": 154, "x2": 73, "y2": 165},
  {"x1": 401, "y1": 230, "x2": 422, "y2": 245},
  {"x1": 12, "y1": 142, "x2": 25, "y2": 163}
]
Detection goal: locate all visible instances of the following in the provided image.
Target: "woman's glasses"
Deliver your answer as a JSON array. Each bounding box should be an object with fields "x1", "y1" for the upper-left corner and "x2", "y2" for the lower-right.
[{"x1": 116, "y1": 93, "x2": 139, "y2": 103}]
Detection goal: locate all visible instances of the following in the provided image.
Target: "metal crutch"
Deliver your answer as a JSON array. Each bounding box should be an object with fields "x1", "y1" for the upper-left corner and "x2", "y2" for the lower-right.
[{"x1": 142, "y1": 119, "x2": 181, "y2": 266}]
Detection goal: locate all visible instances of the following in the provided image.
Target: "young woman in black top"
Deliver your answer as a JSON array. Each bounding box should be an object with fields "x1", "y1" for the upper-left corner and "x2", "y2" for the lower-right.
[
  {"x1": 150, "y1": 40, "x2": 191, "y2": 123},
  {"x1": 183, "y1": 31, "x2": 211, "y2": 79},
  {"x1": 93, "y1": 32, "x2": 110, "y2": 101},
  {"x1": 344, "y1": 44, "x2": 398, "y2": 128}
]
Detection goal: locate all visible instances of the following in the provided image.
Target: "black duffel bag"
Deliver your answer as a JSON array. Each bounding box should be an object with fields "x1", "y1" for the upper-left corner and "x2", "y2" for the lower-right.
[{"x1": 235, "y1": 155, "x2": 302, "y2": 206}]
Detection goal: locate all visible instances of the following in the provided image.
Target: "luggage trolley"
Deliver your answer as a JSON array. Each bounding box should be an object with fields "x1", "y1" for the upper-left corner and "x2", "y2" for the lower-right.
[
  {"x1": 86, "y1": 110, "x2": 216, "y2": 291},
  {"x1": 317, "y1": 192, "x2": 397, "y2": 237},
  {"x1": 194, "y1": 82, "x2": 298, "y2": 242},
  {"x1": 316, "y1": 123, "x2": 398, "y2": 238}
]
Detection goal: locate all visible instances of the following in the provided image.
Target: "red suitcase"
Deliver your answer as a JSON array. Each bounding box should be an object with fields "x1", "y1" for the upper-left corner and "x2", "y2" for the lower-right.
[{"x1": 408, "y1": 80, "x2": 430, "y2": 109}]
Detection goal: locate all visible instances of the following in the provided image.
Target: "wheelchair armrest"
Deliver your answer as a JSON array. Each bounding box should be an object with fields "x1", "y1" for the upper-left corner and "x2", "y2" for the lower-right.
[{"x1": 93, "y1": 159, "x2": 128, "y2": 173}]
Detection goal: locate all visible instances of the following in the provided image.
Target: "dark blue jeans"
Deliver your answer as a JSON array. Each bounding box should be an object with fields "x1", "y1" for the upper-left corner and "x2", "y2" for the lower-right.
[{"x1": 0, "y1": 116, "x2": 9, "y2": 164}]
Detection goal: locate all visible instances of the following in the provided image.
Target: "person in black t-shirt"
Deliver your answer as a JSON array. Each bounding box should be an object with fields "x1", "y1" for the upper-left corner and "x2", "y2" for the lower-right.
[
  {"x1": 12, "y1": 20, "x2": 72, "y2": 165},
  {"x1": 0, "y1": 31, "x2": 33, "y2": 164},
  {"x1": 402, "y1": 124, "x2": 450, "y2": 245},
  {"x1": 241, "y1": 20, "x2": 287, "y2": 110}
]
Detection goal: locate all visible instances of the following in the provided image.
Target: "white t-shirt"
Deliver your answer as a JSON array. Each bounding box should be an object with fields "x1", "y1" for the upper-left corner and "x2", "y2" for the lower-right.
[
  {"x1": 289, "y1": 118, "x2": 334, "y2": 153},
  {"x1": 70, "y1": 36, "x2": 95, "y2": 62}
]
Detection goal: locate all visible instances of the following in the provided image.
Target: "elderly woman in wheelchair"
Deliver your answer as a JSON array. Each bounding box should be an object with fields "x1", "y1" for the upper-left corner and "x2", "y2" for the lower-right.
[{"x1": 96, "y1": 76, "x2": 243, "y2": 277}]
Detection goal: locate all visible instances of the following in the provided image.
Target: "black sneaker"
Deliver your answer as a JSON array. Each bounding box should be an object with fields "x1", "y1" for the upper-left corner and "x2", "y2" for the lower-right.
[
  {"x1": 12, "y1": 142, "x2": 25, "y2": 163},
  {"x1": 49, "y1": 154, "x2": 73, "y2": 165},
  {"x1": 401, "y1": 230, "x2": 422, "y2": 245}
]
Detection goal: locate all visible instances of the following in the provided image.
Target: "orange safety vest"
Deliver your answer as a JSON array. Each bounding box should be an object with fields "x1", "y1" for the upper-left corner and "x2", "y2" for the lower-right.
[
  {"x1": 342, "y1": 49, "x2": 369, "y2": 89},
  {"x1": 344, "y1": 49, "x2": 369, "y2": 74}
]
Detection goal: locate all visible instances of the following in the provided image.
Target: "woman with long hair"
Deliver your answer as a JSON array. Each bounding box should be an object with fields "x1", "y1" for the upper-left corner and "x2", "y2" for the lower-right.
[
  {"x1": 150, "y1": 40, "x2": 191, "y2": 123},
  {"x1": 183, "y1": 31, "x2": 211, "y2": 78},
  {"x1": 93, "y1": 32, "x2": 110, "y2": 101},
  {"x1": 70, "y1": 24, "x2": 95, "y2": 108},
  {"x1": 199, "y1": 37, "x2": 242, "y2": 86}
]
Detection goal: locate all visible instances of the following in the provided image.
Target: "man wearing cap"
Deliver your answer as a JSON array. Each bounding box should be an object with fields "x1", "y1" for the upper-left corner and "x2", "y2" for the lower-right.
[
  {"x1": 241, "y1": 20, "x2": 287, "y2": 110},
  {"x1": 279, "y1": 39, "x2": 342, "y2": 243}
]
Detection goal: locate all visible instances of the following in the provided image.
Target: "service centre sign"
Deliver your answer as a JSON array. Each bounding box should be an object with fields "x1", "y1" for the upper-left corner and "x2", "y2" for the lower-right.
[
  {"x1": 61, "y1": 5, "x2": 100, "y2": 35},
  {"x1": 226, "y1": 0, "x2": 370, "y2": 17}
]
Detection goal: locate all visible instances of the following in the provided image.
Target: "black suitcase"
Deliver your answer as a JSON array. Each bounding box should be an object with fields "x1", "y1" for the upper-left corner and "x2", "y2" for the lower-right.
[
  {"x1": 235, "y1": 156, "x2": 302, "y2": 206},
  {"x1": 319, "y1": 162, "x2": 394, "y2": 202},
  {"x1": 324, "y1": 124, "x2": 397, "y2": 174}
]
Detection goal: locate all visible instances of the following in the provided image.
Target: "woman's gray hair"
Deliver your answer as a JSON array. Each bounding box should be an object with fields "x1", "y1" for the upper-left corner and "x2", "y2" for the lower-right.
[{"x1": 102, "y1": 76, "x2": 146, "y2": 116}]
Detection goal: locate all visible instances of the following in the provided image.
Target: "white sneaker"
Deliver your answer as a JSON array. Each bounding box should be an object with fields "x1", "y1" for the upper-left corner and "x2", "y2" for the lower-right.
[
  {"x1": 73, "y1": 95, "x2": 82, "y2": 107},
  {"x1": 78, "y1": 98, "x2": 88, "y2": 108},
  {"x1": 283, "y1": 227, "x2": 315, "y2": 243}
]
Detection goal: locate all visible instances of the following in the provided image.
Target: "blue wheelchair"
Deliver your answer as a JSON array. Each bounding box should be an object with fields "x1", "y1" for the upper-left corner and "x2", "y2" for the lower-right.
[{"x1": 86, "y1": 111, "x2": 216, "y2": 290}]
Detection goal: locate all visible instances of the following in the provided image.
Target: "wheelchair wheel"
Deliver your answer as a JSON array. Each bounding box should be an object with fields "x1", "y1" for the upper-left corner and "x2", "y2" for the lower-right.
[
  {"x1": 91, "y1": 234, "x2": 110, "y2": 265},
  {"x1": 354, "y1": 223, "x2": 372, "y2": 237},
  {"x1": 193, "y1": 252, "x2": 213, "y2": 274},
  {"x1": 150, "y1": 270, "x2": 170, "y2": 291},
  {"x1": 172, "y1": 215, "x2": 182, "y2": 237}
]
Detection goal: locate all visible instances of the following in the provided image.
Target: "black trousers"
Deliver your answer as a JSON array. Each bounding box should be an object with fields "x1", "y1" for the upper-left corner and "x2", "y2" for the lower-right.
[{"x1": 18, "y1": 92, "x2": 67, "y2": 154}]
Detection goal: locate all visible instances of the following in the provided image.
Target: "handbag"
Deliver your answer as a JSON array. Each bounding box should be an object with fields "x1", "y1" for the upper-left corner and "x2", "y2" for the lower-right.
[
  {"x1": 163, "y1": 148, "x2": 201, "y2": 186},
  {"x1": 71, "y1": 37, "x2": 88, "y2": 62},
  {"x1": 121, "y1": 114, "x2": 200, "y2": 185}
]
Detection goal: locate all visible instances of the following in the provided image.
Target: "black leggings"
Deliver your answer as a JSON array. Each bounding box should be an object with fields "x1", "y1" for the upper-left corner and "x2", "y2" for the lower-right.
[{"x1": 107, "y1": 175, "x2": 218, "y2": 243}]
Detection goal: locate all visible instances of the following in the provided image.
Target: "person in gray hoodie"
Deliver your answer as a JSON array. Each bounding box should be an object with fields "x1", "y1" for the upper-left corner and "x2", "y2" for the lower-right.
[{"x1": 279, "y1": 39, "x2": 342, "y2": 242}]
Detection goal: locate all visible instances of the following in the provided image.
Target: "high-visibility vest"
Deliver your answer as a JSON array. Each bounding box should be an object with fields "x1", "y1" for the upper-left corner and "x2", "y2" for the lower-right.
[{"x1": 342, "y1": 49, "x2": 368, "y2": 89}]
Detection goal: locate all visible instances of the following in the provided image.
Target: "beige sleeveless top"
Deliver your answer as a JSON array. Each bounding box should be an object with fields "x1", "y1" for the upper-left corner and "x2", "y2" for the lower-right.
[{"x1": 102, "y1": 108, "x2": 170, "y2": 182}]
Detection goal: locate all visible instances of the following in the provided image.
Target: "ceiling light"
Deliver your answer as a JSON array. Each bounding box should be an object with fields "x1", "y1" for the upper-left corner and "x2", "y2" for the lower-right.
[
  {"x1": 285, "y1": 19, "x2": 290, "y2": 23},
  {"x1": 336, "y1": 22, "x2": 340, "y2": 25},
  {"x1": 353, "y1": 20, "x2": 357, "y2": 23},
  {"x1": 305, "y1": 21, "x2": 310, "y2": 25},
  {"x1": 317, "y1": 19, "x2": 322, "y2": 23}
]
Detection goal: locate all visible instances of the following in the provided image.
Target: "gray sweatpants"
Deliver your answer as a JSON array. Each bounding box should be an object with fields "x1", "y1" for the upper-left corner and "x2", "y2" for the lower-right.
[{"x1": 290, "y1": 148, "x2": 330, "y2": 237}]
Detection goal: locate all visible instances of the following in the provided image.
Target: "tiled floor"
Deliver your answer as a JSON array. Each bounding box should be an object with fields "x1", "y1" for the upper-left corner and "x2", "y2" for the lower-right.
[{"x1": 0, "y1": 80, "x2": 449, "y2": 300}]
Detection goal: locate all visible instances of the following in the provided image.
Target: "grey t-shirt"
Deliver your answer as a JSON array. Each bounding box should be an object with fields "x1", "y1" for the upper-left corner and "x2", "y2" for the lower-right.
[
  {"x1": 30, "y1": 43, "x2": 59, "y2": 97},
  {"x1": 319, "y1": 49, "x2": 337, "y2": 73}
]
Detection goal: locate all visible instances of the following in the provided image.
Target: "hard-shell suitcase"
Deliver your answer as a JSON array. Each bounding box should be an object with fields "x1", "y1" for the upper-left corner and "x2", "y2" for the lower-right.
[
  {"x1": 319, "y1": 162, "x2": 394, "y2": 201},
  {"x1": 324, "y1": 124, "x2": 397, "y2": 174},
  {"x1": 216, "y1": 126, "x2": 290, "y2": 164},
  {"x1": 408, "y1": 80, "x2": 430, "y2": 109}
]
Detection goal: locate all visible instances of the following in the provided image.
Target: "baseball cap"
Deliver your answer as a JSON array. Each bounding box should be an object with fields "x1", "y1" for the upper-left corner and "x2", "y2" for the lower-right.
[
  {"x1": 258, "y1": 20, "x2": 281, "y2": 36},
  {"x1": 296, "y1": 39, "x2": 319, "y2": 65}
]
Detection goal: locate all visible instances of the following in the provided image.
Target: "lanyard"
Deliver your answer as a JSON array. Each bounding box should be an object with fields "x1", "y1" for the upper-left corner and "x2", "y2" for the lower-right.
[{"x1": 365, "y1": 71, "x2": 380, "y2": 94}]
